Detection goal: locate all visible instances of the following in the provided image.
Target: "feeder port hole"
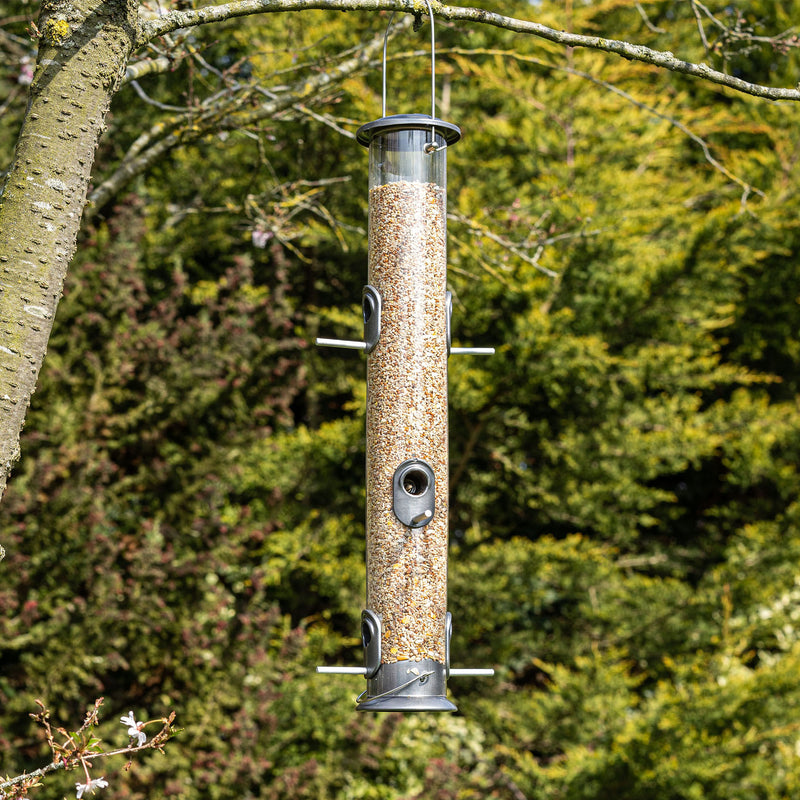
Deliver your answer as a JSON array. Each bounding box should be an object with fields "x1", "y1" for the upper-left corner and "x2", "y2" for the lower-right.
[{"x1": 401, "y1": 467, "x2": 430, "y2": 496}]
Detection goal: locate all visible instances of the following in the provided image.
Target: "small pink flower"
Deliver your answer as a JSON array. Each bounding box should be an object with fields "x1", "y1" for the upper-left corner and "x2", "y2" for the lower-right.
[
  {"x1": 251, "y1": 229, "x2": 273, "y2": 249},
  {"x1": 18, "y1": 57, "x2": 34, "y2": 86}
]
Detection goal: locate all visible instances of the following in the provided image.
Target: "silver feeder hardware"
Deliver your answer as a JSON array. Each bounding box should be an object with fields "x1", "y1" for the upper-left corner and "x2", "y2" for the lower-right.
[
  {"x1": 393, "y1": 459, "x2": 435, "y2": 528},
  {"x1": 316, "y1": 0, "x2": 494, "y2": 711}
]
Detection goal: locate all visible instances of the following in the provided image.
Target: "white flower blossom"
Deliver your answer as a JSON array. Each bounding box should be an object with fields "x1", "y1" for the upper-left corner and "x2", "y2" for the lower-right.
[
  {"x1": 251, "y1": 229, "x2": 273, "y2": 249},
  {"x1": 120, "y1": 710, "x2": 147, "y2": 746},
  {"x1": 75, "y1": 777, "x2": 109, "y2": 798}
]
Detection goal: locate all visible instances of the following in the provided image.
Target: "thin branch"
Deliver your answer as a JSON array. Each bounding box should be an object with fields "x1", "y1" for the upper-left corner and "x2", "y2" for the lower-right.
[
  {"x1": 450, "y1": 411, "x2": 488, "y2": 493},
  {"x1": 564, "y1": 62, "x2": 766, "y2": 200},
  {"x1": 634, "y1": 1, "x2": 665, "y2": 35},
  {"x1": 0, "y1": 84, "x2": 24, "y2": 118},
  {"x1": 689, "y1": 0, "x2": 712, "y2": 52},
  {"x1": 124, "y1": 55, "x2": 172, "y2": 82},
  {"x1": 446, "y1": 47, "x2": 764, "y2": 200},
  {"x1": 139, "y1": 0, "x2": 800, "y2": 102},
  {"x1": 291, "y1": 103, "x2": 357, "y2": 139},
  {"x1": 688, "y1": 0, "x2": 799, "y2": 73},
  {"x1": 88, "y1": 18, "x2": 408, "y2": 215},
  {"x1": 129, "y1": 79, "x2": 192, "y2": 111},
  {"x1": 0, "y1": 713, "x2": 176, "y2": 796},
  {"x1": 447, "y1": 231, "x2": 516, "y2": 289},
  {"x1": 0, "y1": 760, "x2": 64, "y2": 792},
  {"x1": 449, "y1": 212, "x2": 561, "y2": 279}
]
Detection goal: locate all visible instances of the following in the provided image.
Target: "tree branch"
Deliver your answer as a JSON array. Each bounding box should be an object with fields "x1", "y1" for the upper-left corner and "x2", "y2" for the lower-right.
[
  {"x1": 124, "y1": 55, "x2": 172, "y2": 82},
  {"x1": 139, "y1": 0, "x2": 800, "y2": 102},
  {"x1": 448, "y1": 211, "x2": 561, "y2": 279},
  {"x1": 444, "y1": 45, "x2": 762, "y2": 203},
  {"x1": 88, "y1": 17, "x2": 408, "y2": 215}
]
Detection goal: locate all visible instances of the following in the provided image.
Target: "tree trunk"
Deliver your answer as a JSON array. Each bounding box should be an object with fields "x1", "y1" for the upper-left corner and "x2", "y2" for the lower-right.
[{"x1": 0, "y1": 0, "x2": 138, "y2": 498}]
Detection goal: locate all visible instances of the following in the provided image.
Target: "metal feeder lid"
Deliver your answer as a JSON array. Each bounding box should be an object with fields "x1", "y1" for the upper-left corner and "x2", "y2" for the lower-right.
[{"x1": 356, "y1": 114, "x2": 461, "y2": 148}]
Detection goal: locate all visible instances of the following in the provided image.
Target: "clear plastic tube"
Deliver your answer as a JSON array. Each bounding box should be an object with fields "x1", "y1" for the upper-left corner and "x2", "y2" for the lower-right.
[{"x1": 365, "y1": 125, "x2": 449, "y2": 665}]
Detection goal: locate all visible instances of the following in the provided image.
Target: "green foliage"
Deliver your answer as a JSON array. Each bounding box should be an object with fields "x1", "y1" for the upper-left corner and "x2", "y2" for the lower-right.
[
  {"x1": 4, "y1": 0, "x2": 800, "y2": 798},
  {"x1": 0, "y1": 1, "x2": 37, "y2": 168}
]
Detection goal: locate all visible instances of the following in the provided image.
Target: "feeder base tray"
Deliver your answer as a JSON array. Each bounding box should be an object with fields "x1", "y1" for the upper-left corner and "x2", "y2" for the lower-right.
[
  {"x1": 356, "y1": 694, "x2": 456, "y2": 712},
  {"x1": 356, "y1": 659, "x2": 456, "y2": 713}
]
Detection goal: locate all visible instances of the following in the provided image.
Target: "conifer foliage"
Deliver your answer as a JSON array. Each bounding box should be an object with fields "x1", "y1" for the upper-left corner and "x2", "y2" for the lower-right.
[{"x1": 2, "y1": 0, "x2": 800, "y2": 797}]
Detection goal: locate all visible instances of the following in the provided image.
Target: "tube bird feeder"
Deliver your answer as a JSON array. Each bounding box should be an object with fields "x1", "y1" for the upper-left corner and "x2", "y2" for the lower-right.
[{"x1": 316, "y1": 5, "x2": 494, "y2": 712}]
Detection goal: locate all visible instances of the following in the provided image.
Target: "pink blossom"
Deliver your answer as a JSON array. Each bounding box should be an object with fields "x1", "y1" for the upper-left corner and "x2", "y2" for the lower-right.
[
  {"x1": 251, "y1": 229, "x2": 273, "y2": 249},
  {"x1": 18, "y1": 57, "x2": 33, "y2": 86}
]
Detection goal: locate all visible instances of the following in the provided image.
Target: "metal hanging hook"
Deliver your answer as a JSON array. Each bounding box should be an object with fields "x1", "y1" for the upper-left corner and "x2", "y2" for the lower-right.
[{"x1": 381, "y1": 0, "x2": 444, "y2": 152}]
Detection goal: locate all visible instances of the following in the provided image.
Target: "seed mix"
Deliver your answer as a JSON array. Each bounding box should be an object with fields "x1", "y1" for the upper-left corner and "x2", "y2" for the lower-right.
[{"x1": 366, "y1": 180, "x2": 449, "y2": 664}]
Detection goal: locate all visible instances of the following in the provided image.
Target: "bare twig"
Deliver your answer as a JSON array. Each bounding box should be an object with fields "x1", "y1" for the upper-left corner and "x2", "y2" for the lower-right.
[
  {"x1": 446, "y1": 47, "x2": 764, "y2": 201},
  {"x1": 129, "y1": 79, "x2": 192, "y2": 111},
  {"x1": 88, "y1": 18, "x2": 410, "y2": 215},
  {"x1": 139, "y1": 0, "x2": 800, "y2": 102},
  {"x1": 634, "y1": 1, "x2": 665, "y2": 35},
  {"x1": 448, "y1": 212, "x2": 561, "y2": 279},
  {"x1": 689, "y1": 0, "x2": 712, "y2": 52}
]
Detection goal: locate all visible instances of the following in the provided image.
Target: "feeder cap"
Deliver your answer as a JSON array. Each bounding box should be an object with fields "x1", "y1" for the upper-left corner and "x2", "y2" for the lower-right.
[{"x1": 356, "y1": 114, "x2": 461, "y2": 148}]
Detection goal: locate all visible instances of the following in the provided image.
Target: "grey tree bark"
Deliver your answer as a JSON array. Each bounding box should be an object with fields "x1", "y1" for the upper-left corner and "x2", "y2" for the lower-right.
[{"x1": 0, "y1": 0, "x2": 138, "y2": 498}]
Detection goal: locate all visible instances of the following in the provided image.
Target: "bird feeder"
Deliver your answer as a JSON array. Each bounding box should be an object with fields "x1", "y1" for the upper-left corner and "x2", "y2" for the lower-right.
[{"x1": 316, "y1": 4, "x2": 494, "y2": 711}]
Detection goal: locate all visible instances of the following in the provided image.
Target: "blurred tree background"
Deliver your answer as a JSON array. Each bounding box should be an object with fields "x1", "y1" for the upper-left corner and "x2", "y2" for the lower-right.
[{"x1": 2, "y1": 0, "x2": 800, "y2": 797}]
